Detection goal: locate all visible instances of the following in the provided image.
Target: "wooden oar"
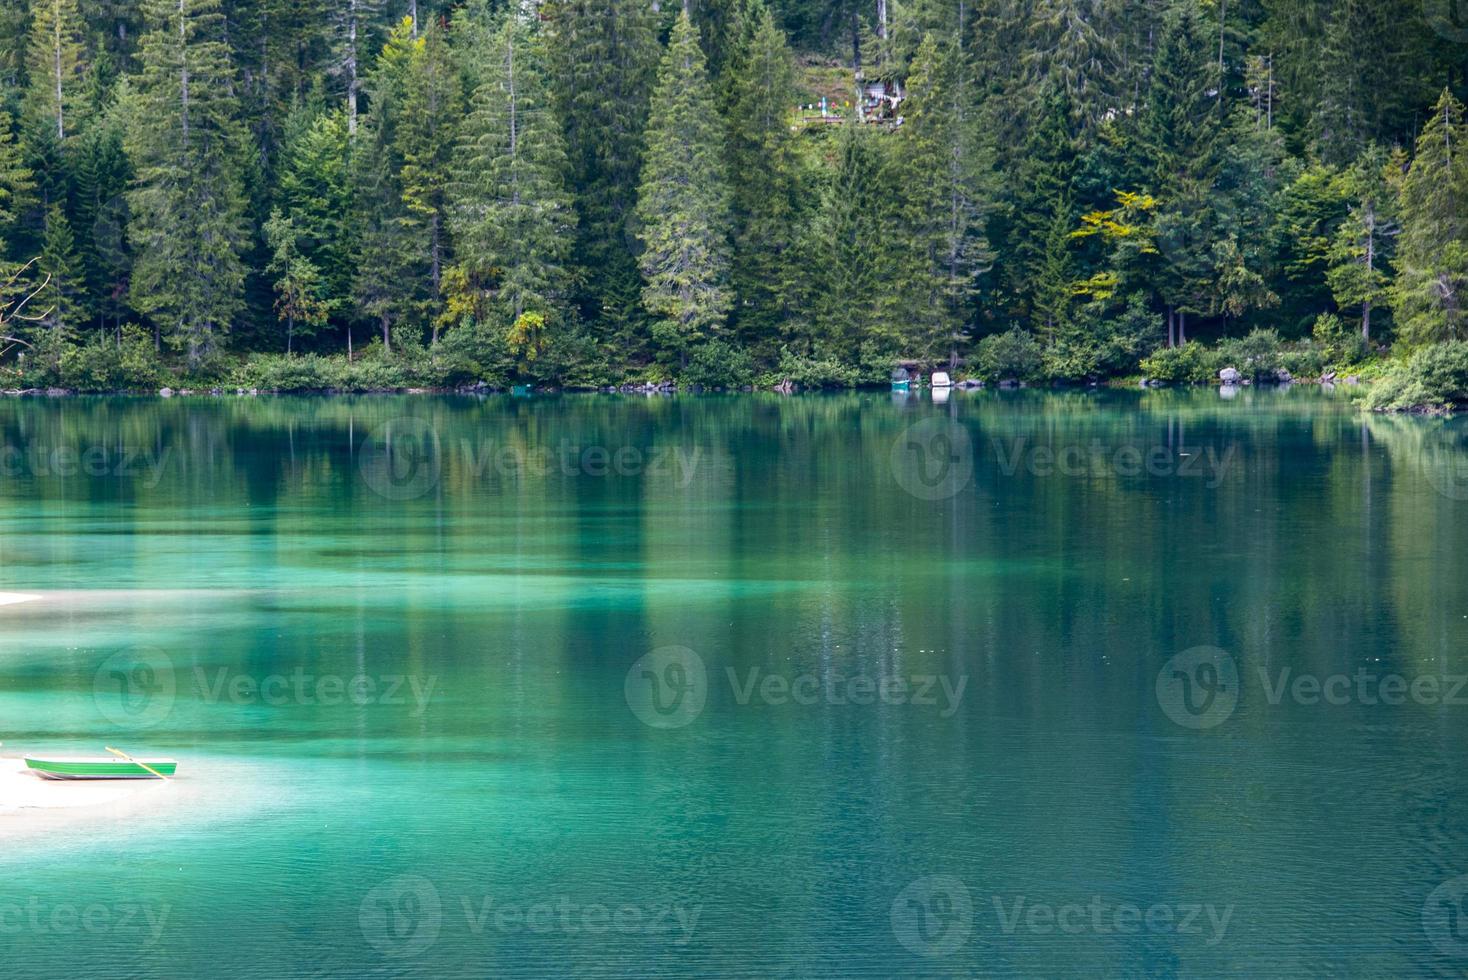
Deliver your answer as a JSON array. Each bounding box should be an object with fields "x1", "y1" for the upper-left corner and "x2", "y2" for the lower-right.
[{"x1": 105, "y1": 746, "x2": 171, "y2": 782}]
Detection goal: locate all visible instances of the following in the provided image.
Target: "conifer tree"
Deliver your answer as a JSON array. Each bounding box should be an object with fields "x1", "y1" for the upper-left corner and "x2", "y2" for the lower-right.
[
  {"x1": 330, "y1": 0, "x2": 385, "y2": 135},
  {"x1": 889, "y1": 33, "x2": 993, "y2": 367},
  {"x1": 124, "y1": 0, "x2": 250, "y2": 365},
  {"x1": 450, "y1": 10, "x2": 575, "y2": 331},
  {"x1": 350, "y1": 23, "x2": 426, "y2": 353},
  {"x1": 1391, "y1": 91, "x2": 1468, "y2": 345},
  {"x1": 278, "y1": 108, "x2": 355, "y2": 316},
  {"x1": 264, "y1": 208, "x2": 331, "y2": 353},
  {"x1": 394, "y1": 21, "x2": 461, "y2": 340},
  {"x1": 635, "y1": 11, "x2": 734, "y2": 364},
  {"x1": 545, "y1": 0, "x2": 658, "y2": 341},
  {"x1": 36, "y1": 204, "x2": 88, "y2": 338},
  {"x1": 0, "y1": 113, "x2": 34, "y2": 253},
  {"x1": 1326, "y1": 145, "x2": 1396, "y2": 343},
  {"x1": 26, "y1": 0, "x2": 89, "y2": 141},
  {"x1": 723, "y1": 2, "x2": 801, "y2": 350},
  {"x1": 803, "y1": 119, "x2": 888, "y2": 359}
]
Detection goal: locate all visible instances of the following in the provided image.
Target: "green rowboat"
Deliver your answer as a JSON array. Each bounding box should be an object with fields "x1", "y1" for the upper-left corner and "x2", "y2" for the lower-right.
[{"x1": 24, "y1": 756, "x2": 178, "y2": 780}]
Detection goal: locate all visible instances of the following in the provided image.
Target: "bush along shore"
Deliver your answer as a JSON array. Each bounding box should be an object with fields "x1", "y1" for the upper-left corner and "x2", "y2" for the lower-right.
[{"x1": 2, "y1": 318, "x2": 1436, "y2": 405}]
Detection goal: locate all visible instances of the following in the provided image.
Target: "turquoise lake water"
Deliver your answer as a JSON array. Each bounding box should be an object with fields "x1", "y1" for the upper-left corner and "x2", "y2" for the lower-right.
[{"x1": 3, "y1": 389, "x2": 1468, "y2": 977}]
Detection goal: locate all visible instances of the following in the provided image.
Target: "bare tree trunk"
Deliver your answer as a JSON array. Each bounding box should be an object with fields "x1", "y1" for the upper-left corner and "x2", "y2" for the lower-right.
[
  {"x1": 1363, "y1": 203, "x2": 1375, "y2": 343},
  {"x1": 178, "y1": 0, "x2": 190, "y2": 146},
  {"x1": 347, "y1": 0, "x2": 360, "y2": 135},
  {"x1": 1178, "y1": 311, "x2": 1187, "y2": 345},
  {"x1": 52, "y1": 16, "x2": 65, "y2": 139}
]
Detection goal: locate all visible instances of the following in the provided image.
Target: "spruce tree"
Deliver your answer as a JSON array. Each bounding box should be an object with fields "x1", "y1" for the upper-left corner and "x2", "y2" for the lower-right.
[
  {"x1": 264, "y1": 208, "x2": 331, "y2": 353},
  {"x1": 635, "y1": 11, "x2": 734, "y2": 364},
  {"x1": 450, "y1": 11, "x2": 575, "y2": 330},
  {"x1": 1326, "y1": 145, "x2": 1396, "y2": 343},
  {"x1": 278, "y1": 108, "x2": 355, "y2": 318},
  {"x1": 723, "y1": 2, "x2": 800, "y2": 351},
  {"x1": 889, "y1": 33, "x2": 994, "y2": 367},
  {"x1": 1391, "y1": 90, "x2": 1468, "y2": 345},
  {"x1": 545, "y1": 0, "x2": 658, "y2": 343},
  {"x1": 36, "y1": 204, "x2": 88, "y2": 338},
  {"x1": 0, "y1": 112, "x2": 34, "y2": 253},
  {"x1": 350, "y1": 21, "x2": 427, "y2": 353},
  {"x1": 394, "y1": 21, "x2": 461, "y2": 340},
  {"x1": 125, "y1": 0, "x2": 250, "y2": 365},
  {"x1": 71, "y1": 114, "x2": 131, "y2": 333},
  {"x1": 26, "y1": 0, "x2": 89, "y2": 141},
  {"x1": 803, "y1": 119, "x2": 888, "y2": 359}
]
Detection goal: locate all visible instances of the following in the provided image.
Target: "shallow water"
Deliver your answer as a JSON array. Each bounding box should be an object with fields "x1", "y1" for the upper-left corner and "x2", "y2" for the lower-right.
[{"x1": 2, "y1": 388, "x2": 1468, "y2": 978}]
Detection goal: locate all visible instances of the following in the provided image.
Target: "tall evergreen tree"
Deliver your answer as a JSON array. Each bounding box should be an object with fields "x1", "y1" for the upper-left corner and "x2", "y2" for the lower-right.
[
  {"x1": 889, "y1": 33, "x2": 994, "y2": 367},
  {"x1": 26, "y1": 0, "x2": 89, "y2": 141},
  {"x1": 278, "y1": 106, "x2": 355, "y2": 319},
  {"x1": 124, "y1": 0, "x2": 251, "y2": 365},
  {"x1": 1391, "y1": 91, "x2": 1468, "y2": 345},
  {"x1": 351, "y1": 20, "x2": 428, "y2": 351},
  {"x1": 803, "y1": 117, "x2": 888, "y2": 359},
  {"x1": 1326, "y1": 145, "x2": 1396, "y2": 343},
  {"x1": 35, "y1": 204, "x2": 88, "y2": 338},
  {"x1": 394, "y1": 20, "x2": 461, "y2": 340},
  {"x1": 636, "y1": 11, "x2": 735, "y2": 364},
  {"x1": 546, "y1": 0, "x2": 659, "y2": 343},
  {"x1": 450, "y1": 10, "x2": 575, "y2": 330},
  {"x1": 330, "y1": 0, "x2": 384, "y2": 135},
  {"x1": 723, "y1": 2, "x2": 801, "y2": 351}
]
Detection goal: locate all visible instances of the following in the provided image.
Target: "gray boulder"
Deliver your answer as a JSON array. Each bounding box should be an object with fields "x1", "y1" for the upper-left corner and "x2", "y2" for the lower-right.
[{"x1": 1219, "y1": 367, "x2": 1242, "y2": 384}]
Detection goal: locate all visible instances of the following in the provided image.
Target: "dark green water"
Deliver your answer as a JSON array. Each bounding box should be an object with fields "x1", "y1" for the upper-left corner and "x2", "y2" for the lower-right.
[{"x1": 3, "y1": 388, "x2": 1468, "y2": 978}]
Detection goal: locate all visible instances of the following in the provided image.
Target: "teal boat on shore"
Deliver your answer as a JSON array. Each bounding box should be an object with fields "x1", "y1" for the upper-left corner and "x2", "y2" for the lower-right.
[{"x1": 25, "y1": 756, "x2": 178, "y2": 780}]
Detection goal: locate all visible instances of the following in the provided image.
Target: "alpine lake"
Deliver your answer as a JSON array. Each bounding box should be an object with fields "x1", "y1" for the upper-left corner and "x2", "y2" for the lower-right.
[{"x1": 3, "y1": 386, "x2": 1468, "y2": 978}]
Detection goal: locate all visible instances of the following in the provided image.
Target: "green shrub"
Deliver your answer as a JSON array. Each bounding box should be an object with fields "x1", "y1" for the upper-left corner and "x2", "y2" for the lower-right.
[
  {"x1": 767, "y1": 348, "x2": 861, "y2": 389},
  {"x1": 59, "y1": 327, "x2": 163, "y2": 392},
  {"x1": 235, "y1": 353, "x2": 336, "y2": 391},
  {"x1": 1365, "y1": 341, "x2": 1468, "y2": 412},
  {"x1": 974, "y1": 328, "x2": 1043, "y2": 382},
  {"x1": 1312, "y1": 312, "x2": 1367, "y2": 366},
  {"x1": 1215, "y1": 328, "x2": 1284, "y2": 380},
  {"x1": 683, "y1": 340, "x2": 756, "y2": 388},
  {"x1": 1138, "y1": 341, "x2": 1216, "y2": 384},
  {"x1": 1280, "y1": 341, "x2": 1325, "y2": 378}
]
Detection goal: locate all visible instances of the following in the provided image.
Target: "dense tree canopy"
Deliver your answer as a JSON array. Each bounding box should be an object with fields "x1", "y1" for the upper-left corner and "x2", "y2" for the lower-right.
[{"x1": 0, "y1": 0, "x2": 1464, "y2": 387}]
